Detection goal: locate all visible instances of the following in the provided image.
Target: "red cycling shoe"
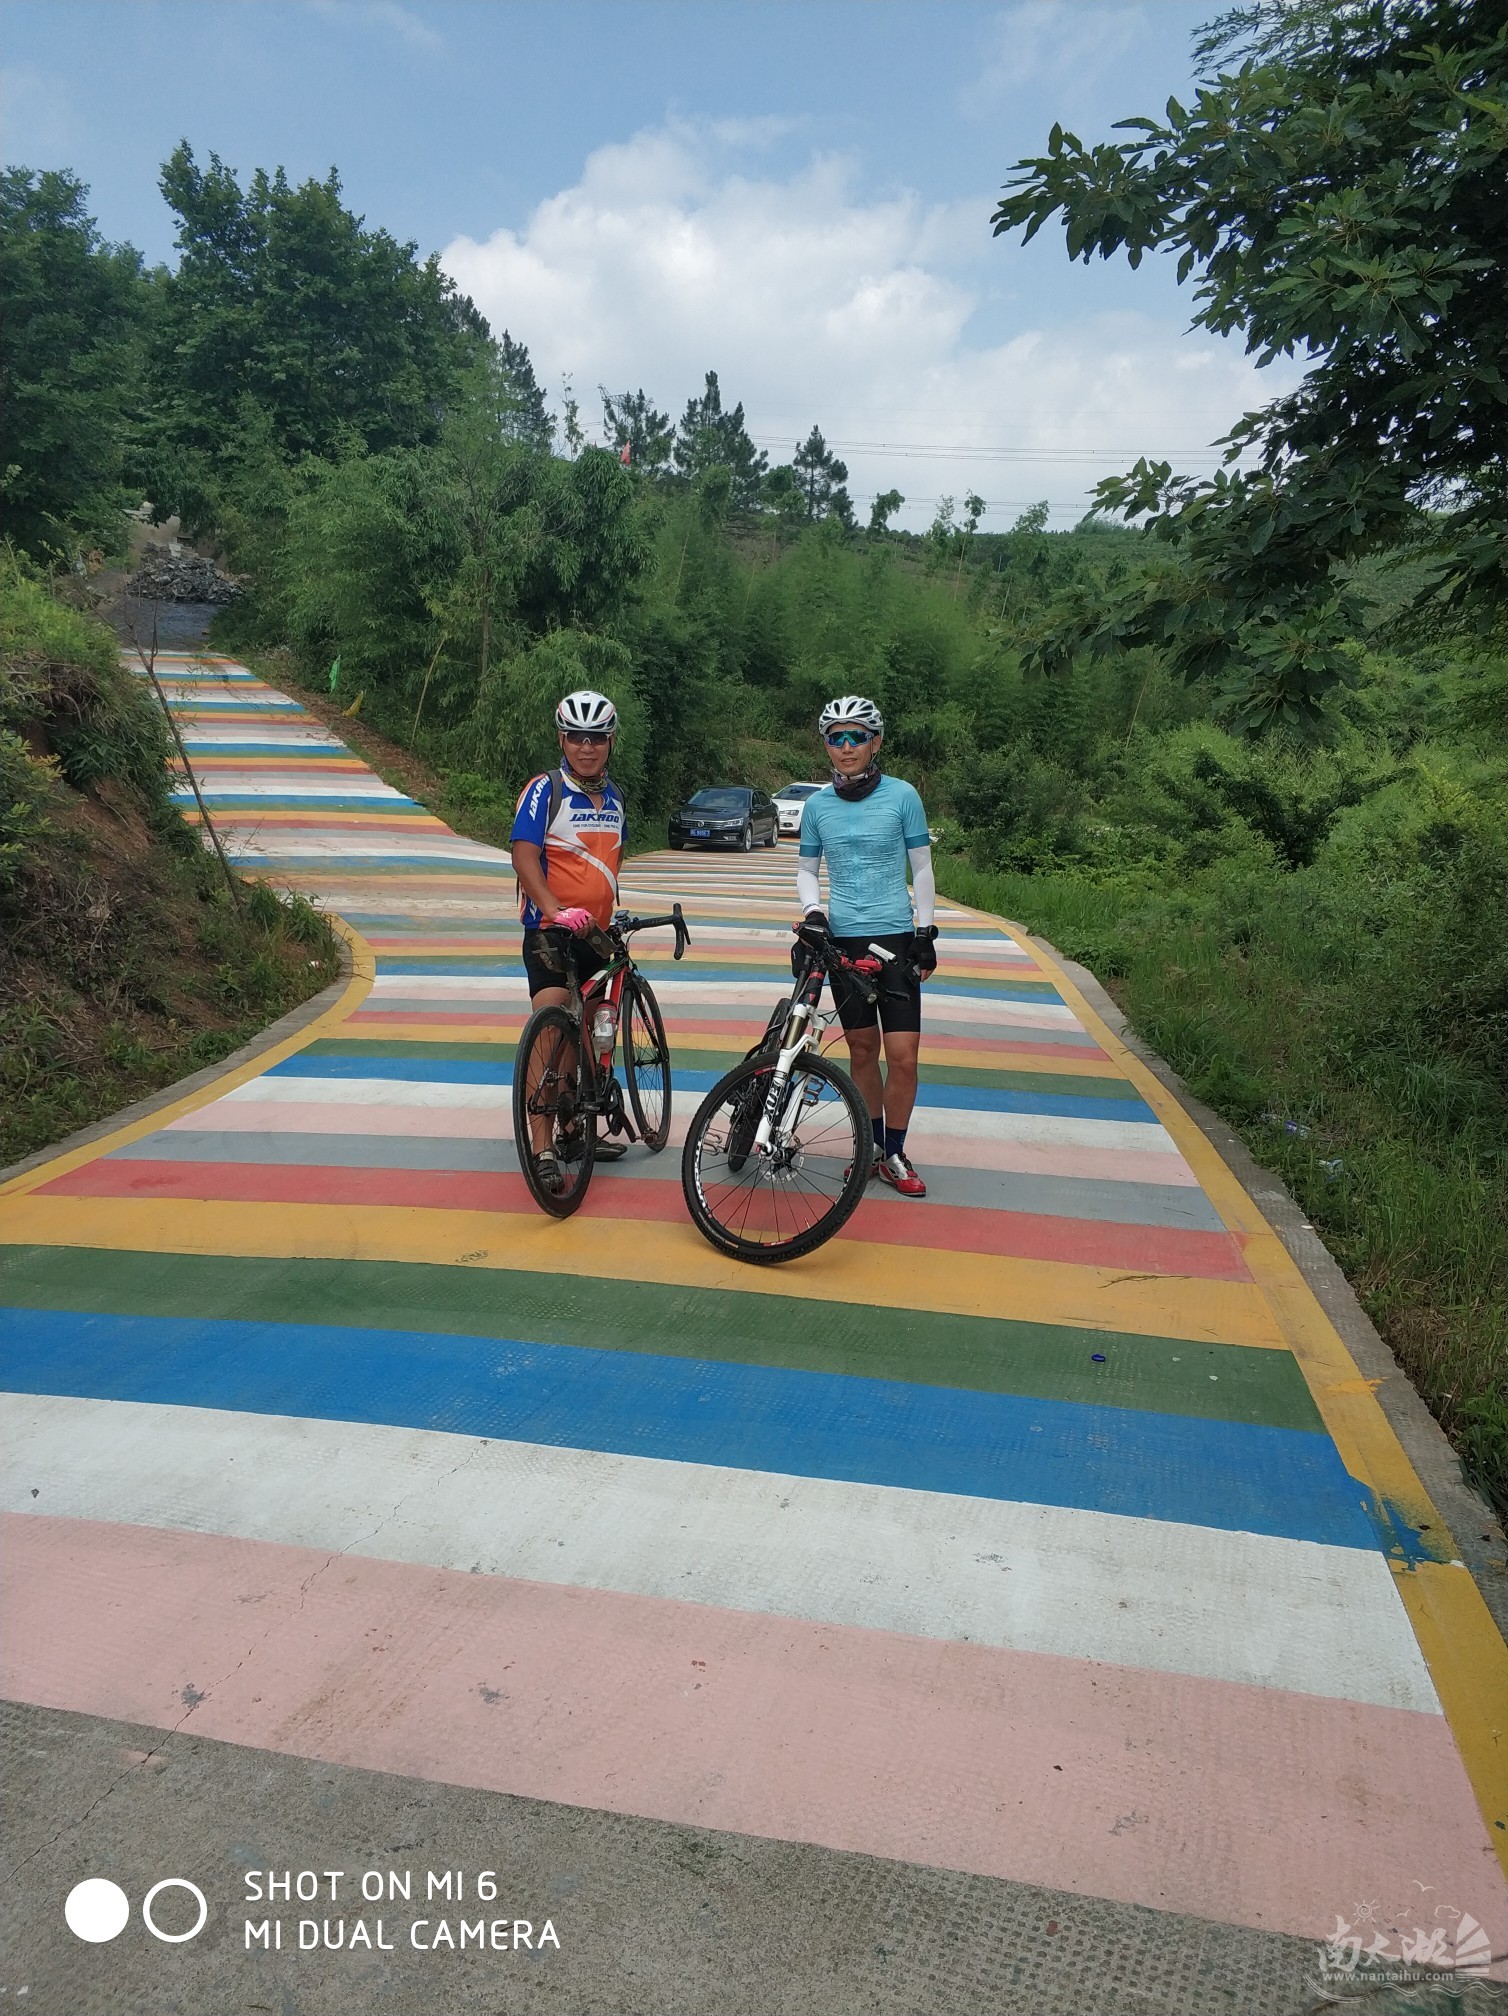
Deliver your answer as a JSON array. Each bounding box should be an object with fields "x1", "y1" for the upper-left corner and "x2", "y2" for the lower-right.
[{"x1": 876, "y1": 1150, "x2": 927, "y2": 1198}]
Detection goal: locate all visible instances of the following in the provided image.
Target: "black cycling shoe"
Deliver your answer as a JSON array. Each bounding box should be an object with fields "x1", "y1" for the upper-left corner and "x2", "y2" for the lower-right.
[{"x1": 594, "y1": 1138, "x2": 629, "y2": 1160}]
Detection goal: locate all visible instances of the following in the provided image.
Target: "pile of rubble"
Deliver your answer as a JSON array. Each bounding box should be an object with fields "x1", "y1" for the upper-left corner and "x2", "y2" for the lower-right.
[{"x1": 125, "y1": 543, "x2": 242, "y2": 605}]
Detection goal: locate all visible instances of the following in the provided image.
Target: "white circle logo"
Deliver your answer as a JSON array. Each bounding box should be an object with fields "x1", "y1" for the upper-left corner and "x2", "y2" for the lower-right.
[
  {"x1": 142, "y1": 1878, "x2": 208, "y2": 1944},
  {"x1": 65, "y1": 1878, "x2": 130, "y2": 1944}
]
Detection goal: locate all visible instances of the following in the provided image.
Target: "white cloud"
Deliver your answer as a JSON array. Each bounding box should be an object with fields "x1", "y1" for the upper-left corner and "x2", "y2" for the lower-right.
[
  {"x1": 963, "y1": 3, "x2": 1153, "y2": 117},
  {"x1": 442, "y1": 122, "x2": 1291, "y2": 529},
  {"x1": 306, "y1": 0, "x2": 443, "y2": 50}
]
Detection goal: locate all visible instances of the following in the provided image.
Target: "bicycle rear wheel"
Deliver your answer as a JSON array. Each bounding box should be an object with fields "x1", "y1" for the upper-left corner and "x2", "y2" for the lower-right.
[
  {"x1": 681, "y1": 1050, "x2": 871, "y2": 1263},
  {"x1": 512, "y1": 1005, "x2": 596, "y2": 1217},
  {"x1": 622, "y1": 972, "x2": 672, "y2": 1151}
]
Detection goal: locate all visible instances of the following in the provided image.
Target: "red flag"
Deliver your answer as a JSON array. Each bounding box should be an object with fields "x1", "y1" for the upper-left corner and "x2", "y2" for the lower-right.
[{"x1": 619, "y1": 443, "x2": 632, "y2": 466}]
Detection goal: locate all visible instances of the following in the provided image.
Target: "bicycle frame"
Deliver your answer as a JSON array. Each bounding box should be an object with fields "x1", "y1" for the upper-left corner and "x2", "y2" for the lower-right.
[
  {"x1": 750, "y1": 939, "x2": 888, "y2": 1153},
  {"x1": 533, "y1": 905, "x2": 689, "y2": 1127}
]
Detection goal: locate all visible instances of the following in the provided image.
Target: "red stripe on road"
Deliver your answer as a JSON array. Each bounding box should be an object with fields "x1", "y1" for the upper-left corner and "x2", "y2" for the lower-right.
[{"x1": 44, "y1": 1158, "x2": 1249, "y2": 1276}]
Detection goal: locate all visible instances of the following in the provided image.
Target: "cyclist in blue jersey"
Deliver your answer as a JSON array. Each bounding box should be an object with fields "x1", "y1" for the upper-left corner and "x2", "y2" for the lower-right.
[{"x1": 796, "y1": 695, "x2": 937, "y2": 1197}]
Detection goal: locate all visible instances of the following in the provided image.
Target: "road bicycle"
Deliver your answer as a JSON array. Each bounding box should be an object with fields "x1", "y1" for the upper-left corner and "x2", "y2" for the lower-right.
[
  {"x1": 512, "y1": 905, "x2": 689, "y2": 1217},
  {"x1": 680, "y1": 924, "x2": 891, "y2": 1263}
]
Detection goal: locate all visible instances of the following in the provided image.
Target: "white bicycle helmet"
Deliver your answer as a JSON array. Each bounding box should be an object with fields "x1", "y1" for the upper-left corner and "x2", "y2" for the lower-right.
[
  {"x1": 818, "y1": 694, "x2": 883, "y2": 736},
  {"x1": 555, "y1": 689, "x2": 618, "y2": 734}
]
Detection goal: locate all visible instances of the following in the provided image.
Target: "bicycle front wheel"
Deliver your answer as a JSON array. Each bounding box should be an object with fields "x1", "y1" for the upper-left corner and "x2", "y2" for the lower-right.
[
  {"x1": 622, "y1": 972, "x2": 672, "y2": 1151},
  {"x1": 512, "y1": 1005, "x2": 596, "y2": 1217},
  {"x1": 681, "y1": 1050, "x2": 871, "y2": 1263}
]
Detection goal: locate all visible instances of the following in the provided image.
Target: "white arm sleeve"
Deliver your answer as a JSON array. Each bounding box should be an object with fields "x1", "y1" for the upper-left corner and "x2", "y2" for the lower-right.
[
  {"x1": 796, "y1": 859, "x2": 823, "y2": 914},
  {"x1": 908, "y1": 845, "x2": 936, "y2": 929}
]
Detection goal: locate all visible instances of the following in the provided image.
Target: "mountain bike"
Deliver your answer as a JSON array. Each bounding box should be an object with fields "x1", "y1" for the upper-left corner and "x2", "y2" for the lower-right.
[
  {"x1": 513, "y1": 905, "x2": 689, "y2": 1217},
  {"x1": 680, "y1": 924, "x2": 890, "y2": 1263}
]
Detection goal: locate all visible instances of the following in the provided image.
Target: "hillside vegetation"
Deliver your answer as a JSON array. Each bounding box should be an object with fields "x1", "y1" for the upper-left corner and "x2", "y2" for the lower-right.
[{"x1": 0, "y1": 558, "x2": 339, "y2": 1163}]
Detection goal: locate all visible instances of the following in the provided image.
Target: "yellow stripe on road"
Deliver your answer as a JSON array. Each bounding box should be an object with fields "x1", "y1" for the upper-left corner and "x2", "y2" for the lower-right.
[{"x1": 0, "y1": 1192, "x2": 1287, "y2": 1347}]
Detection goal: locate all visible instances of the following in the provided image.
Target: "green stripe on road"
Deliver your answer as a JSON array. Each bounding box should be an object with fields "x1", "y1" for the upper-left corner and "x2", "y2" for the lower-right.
[{"x1": 0, "y1": 1246, "x2": 1323, "y2": 1431}]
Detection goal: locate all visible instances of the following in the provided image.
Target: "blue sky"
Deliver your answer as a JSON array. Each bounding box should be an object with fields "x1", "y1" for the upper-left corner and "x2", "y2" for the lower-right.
[{"x1": 4, "y1": 1, "x2": 1287, "y2": 526}]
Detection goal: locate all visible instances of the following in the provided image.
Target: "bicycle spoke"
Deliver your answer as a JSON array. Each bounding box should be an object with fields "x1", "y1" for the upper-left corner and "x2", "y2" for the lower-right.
[
  {"x1": 513, "y1": 1007, "x2": 596, "y2": 1213},
  {"x1": 691, "y1": 1062, "x2": 864, "y2": 1250},
  {"x1": 623, "y1": 976, "x2": 672, "y2": 1149}
]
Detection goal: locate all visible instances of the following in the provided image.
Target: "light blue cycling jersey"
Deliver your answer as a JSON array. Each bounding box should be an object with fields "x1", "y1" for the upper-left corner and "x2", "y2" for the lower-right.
[{"x1": 798, "y1": 775, "x2": 929, "y2": 935}]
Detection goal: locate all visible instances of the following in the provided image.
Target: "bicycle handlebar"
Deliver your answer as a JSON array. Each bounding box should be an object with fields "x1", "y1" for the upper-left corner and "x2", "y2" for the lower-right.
[
  {"x1": 791, "y1": 931, "x2": 886, "y2": 1002},
  {"x1": 613, "y1": 902, "x2": 691, "y2": 961}
]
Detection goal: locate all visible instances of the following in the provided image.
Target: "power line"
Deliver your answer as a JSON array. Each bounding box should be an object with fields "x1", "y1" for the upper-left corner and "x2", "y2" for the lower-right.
[{"x1": 750, "y1": 436, "x2": 1226, "y2": 463}]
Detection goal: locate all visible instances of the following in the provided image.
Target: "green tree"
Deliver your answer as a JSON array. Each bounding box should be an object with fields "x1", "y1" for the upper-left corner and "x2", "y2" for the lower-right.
[
  {"x1": 496, "y1": 331, "x2": 552, "y2": 449},
  {"x1": 146, "y1": 143, "x2": 485, "y2": 504},
  {"x1": 992, "y1": 0, "x2": 1507, "y2": 726},
  {"x1": 433, "y1": 352, "x2": 542, "y2": 684},
  {"x1": 868, "y1": 488, "x2": 905, "y2": 536},
  {"x1": 0, "y1": 168, "x2": 148, "y2": 558},
  {"x1": 601, "y1": 386, "x2": 674, "y2": 473},
  {"x1": 673, "y1": 371, "x2": 769, "y2": 507},
  {"x1": 923, "y1": 496, "x2": 957, "y2": 577},
  {"x1": 792, "y1": 427, "x2": 854, "y2": 526},
  {"x1": 762, "y1": 463, "x2": 806, "y2": 527}
]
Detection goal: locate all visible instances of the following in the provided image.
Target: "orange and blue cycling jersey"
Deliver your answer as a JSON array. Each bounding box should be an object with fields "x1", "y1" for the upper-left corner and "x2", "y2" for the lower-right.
[{"x1": 511, "y1": 771, "x2": 627, "y2": 930}]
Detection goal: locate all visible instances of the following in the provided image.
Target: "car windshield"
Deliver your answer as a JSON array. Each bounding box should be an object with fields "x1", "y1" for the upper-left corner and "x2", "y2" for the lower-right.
[
  {"x1": 687, "y1": 790, "x2": 748, "y2": 812},
  {"x1": 776, "y1": 783, "x2": 821, "y2": 800}
]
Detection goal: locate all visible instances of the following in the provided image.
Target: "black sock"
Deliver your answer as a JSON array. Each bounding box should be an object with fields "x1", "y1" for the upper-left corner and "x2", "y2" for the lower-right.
[
  {"x1": 884, "y1": 1125, "x2": 908, "y2": 1160},
  {"x1": 871, "y1": 1116, "x2": 885, "y2": 1153}
]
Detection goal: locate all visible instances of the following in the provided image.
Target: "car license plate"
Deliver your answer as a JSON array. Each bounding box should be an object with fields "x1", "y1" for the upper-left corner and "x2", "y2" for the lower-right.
[{"x1": 690, "y1": 827, "x2": 710, "y2": 838}]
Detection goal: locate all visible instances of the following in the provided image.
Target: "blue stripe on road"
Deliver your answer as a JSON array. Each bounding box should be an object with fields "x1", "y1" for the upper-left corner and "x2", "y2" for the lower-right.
[
  {"x1": 0, "y1": 1308, "x2": 1376, "y2": 1548},
  {"x1": 261, "y1": 1051, "x2": 1156, "y2": 1121}
]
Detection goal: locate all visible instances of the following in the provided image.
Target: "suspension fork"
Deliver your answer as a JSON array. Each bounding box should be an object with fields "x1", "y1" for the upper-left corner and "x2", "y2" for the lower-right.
[{"x1": 752, "y1": 990, "x2": 819, "y2": 1150}]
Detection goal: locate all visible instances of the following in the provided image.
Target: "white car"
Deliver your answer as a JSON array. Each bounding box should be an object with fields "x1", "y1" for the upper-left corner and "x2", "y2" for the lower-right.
[{"x1": 773, "y1": 780, "x2": 823, "y2": 837}]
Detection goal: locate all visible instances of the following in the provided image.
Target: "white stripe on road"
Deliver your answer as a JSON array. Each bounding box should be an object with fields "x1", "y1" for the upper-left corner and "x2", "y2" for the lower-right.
[{"x1": 0, "y1": 1393, "x2": 1439, "y2": 1716}]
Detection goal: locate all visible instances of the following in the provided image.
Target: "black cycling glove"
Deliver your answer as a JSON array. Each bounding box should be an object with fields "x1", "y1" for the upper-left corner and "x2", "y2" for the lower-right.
[
  {"x1": 908, "y1": 925, "x2": 939, "y2": 978},
  {"x1": 792, "y1": 909, "x2": 830, "y2": 978}
]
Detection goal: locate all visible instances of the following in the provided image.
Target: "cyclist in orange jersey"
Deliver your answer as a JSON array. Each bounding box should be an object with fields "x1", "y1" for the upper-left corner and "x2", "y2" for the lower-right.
[{"x1": 511, "y1": 689, "x2": 630, "y2": 1168}]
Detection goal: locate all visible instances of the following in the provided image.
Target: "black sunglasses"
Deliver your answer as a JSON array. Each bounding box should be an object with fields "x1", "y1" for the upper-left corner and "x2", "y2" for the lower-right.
[{"x1": 562, "y1": 730, "x2": 611, "y2": 746}]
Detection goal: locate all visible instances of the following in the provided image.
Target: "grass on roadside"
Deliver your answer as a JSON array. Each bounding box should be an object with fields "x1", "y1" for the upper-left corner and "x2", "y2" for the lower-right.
[
  {"x1": 938, "y1": 857, "x2": 1508, "y2": 1522},
  {"x1": 2, "y1": 798, "x2": 341, "y2": 1165}
]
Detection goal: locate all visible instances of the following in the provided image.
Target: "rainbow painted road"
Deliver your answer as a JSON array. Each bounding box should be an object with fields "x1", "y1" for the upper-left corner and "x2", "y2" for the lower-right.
[{"x1": 3, "y1": 656, "x2": 1506, "y2": 1967}]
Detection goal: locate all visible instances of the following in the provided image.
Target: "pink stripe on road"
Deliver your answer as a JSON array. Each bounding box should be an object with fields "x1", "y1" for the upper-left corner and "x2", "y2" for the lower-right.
[
  {"x1": 166, "y1": 1095, "x2": 1199, "y2": 1183},
  {"x1": 5, "y1": 1514, "x2": 1500, "y2": 1945},
  {"x1": 166, "y1": 1093, "x2": 1197, "y2": 1182}
]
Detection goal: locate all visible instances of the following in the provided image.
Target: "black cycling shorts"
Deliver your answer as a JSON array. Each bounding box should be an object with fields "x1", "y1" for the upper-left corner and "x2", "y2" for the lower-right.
[
  {"x1": 522, "y1": 930, "x2": 609, "y2": 1001},
  {"x1": 829, "y1": 932, "x2": 923, "y2": 1035}
]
